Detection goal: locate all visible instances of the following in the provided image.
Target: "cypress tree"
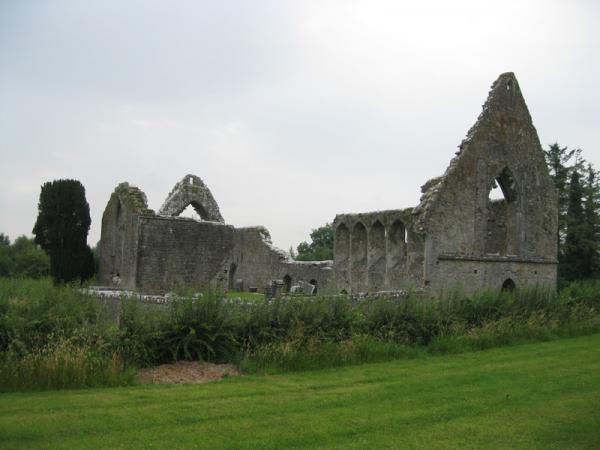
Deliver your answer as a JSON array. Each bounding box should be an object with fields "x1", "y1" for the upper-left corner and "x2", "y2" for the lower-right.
[
  {"x1": 33, "y1": 179, "x2": 95, "y2": 283},
  {"x1": 0, "y1": 234, "x2": 11, "y2": 277}
]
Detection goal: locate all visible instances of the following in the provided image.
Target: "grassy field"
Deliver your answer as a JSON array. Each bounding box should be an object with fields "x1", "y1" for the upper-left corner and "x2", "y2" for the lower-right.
[
  {"x1": 225, "y1": 290, "x2": 265, "y2": 302},
  {"x1": 1, "y1": 334, "x2": 599, "y2": 449}
]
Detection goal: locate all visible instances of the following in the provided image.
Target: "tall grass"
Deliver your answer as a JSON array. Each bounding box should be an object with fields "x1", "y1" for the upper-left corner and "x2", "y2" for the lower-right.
[
  {"x1": 0, "y1": 334, "x2": 135, "y2": 391},
  {"x1": 0, "y1": 277, "x2": 133, "y2": 391},
  {"x1": 2, "y1": 277, "x2": 600, "y2": 389},
  {"x1": 0, "y1": 277, "x2": 104, "y2": 356},
  {"x1": 237, "y1": 284, "x2": 600, "y2": 373}
]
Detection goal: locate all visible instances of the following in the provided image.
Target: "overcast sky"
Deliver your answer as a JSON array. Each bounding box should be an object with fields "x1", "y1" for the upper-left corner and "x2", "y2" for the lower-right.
[{"x1": 1, "y1": 0, "x2": 599, "y2": 252}]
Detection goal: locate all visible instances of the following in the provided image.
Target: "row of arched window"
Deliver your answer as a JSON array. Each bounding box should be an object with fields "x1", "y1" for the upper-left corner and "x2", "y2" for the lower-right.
[{"x1": 334, "y1": 219, "x2": 408, "y2": 290}]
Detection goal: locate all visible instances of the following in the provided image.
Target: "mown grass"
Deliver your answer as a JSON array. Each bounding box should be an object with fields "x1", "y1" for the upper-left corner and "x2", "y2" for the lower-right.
[
  {"x1": 2, "y1": 277, "x2": 600, "y2": 391},
  {"x1": 226, "y1": 290, "x2": 265, "y2": 302},
  {"x1": 1, "y1": 334, "x2": 599, "y2": 449}
]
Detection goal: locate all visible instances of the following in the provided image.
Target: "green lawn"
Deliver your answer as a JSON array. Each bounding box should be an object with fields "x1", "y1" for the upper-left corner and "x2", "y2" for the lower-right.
[
  {"x1": 1, "y1": 335, "x2": 600, "y2": 450},
  {"x1": 225, "y1": 290, "x2": 265, "y2": 302}
]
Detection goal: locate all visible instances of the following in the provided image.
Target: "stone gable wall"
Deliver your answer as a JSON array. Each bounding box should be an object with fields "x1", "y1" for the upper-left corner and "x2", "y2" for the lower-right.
[
  {"x1": 331, "y1": 73, "x2": 558, "y2": 294},
  {"x1": 158, "y1": 174, "x2": 224, "y2": 222},
  {"x1": 418, "y1": 73, "x2": 558, "y2": 291}
]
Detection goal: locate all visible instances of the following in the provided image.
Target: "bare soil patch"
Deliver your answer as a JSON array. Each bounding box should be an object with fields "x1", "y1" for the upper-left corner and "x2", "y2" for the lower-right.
[{"x1": 137, "y1": 361, "x2": 241, "y2": 385}]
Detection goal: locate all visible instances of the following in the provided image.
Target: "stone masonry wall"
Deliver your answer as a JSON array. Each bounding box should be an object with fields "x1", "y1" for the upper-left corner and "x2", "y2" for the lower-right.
[
  {"x1": 428, "y1": 257, "x2": 557, "y2": 293},
  {"x1": 332, "y1": 209, "x2": 424, "y2": 293},
  {"x1": 98, "y1": 183, "x2": 152, "y2": 290},
  {"x1": 135, "y1": 216, "x2": 234, "y2": 293},
  {"x1": 158, "y1": 174, "x2": 224, "y2": 222},
  {"x1": 415, "y1": 72, "x2": 558, "y2": 292},
  {"x1": 230, "y1": 227, "x2": 332, "y2": 293},
  {"x1": 98, "y1": 73, "x2": 558, "y2": 296},
  {"x1": 331, "y1": 73, "x2": 558, "y2": 294}
]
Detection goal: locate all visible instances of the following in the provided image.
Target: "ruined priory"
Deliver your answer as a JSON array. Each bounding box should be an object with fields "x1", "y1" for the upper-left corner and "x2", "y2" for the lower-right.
[{"x1": 98, "y1": 73, "x2": 558, "y2": 295}]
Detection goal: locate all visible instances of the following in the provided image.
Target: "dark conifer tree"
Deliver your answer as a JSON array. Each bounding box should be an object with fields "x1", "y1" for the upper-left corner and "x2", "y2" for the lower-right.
[
  {"x1": 563, "y1": 170, "x2": 587, "y2": 281},
  {"x1": 543, "y1": 143, "x2": 581, "y2": 260},
  {"x1": 33, "y1": 179, "x2": 95, "y2": 283},
  {"x1": 0, "y1": 234, "x2": 11, "y2": 277},
  {"x1": 582, "y1": 164, "x2": 600, "y2": 278}
]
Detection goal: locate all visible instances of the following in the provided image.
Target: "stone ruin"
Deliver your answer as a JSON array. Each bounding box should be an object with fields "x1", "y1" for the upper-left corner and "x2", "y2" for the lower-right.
[
  {"x1": 98, "y1": 73, "x2": 558, "y2": 295},
  {"x1": 97, "y1": 174, "x2": 331, "y2": 294}
]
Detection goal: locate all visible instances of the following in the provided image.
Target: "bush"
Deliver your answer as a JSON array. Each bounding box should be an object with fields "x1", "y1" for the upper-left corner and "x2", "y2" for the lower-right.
[
  {"x1": 2, "y1": 278, "x2": 600, "y2": 389},
  {"x1": 114, "y1": 294, "x2": 239, "y2": 366},
  {"x1": 10, "y1": 236, "x2": 50, "y2": 278},
  {"x1": 0, "y1": 278, "x2": 102, "y2": 356},
  {"x1": 0, "y1": 235, "x2": 50, "y2": 279}
]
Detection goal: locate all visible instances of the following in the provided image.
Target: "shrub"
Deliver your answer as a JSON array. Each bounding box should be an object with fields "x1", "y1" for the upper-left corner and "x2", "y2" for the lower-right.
[
  {"x1": 2, "y1": 278, "x2": 600, "y2": 389},
  {"x1": 0, "y1": 235, "x2": 50, "y2": 279},
  {"x1": 0, "y1": 278, "x2": 104, "y2": 356}
]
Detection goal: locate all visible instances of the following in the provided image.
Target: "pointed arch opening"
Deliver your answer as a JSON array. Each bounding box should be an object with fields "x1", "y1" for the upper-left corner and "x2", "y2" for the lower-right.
[
  {"x1": 228, "y1": 263, "x2": 237, "y2": 290},
  {"x1": 350, "y1": 222, "x2": 367, "y2": 292},
  {"x1": 309, "y1": 279, "x2": 318, "y2": 294},
  {"x1": 334, "y1": 223, "x2": 350, "y2": 289},
  {"x1": 387, "y1": 220, "x2": 407, "y2": 285},
  {"x1": 158, "y1": 175, "x2": 224, "y2": 222},
  {"x1": 485, "y1": 167, "x2": 519, "y2": 255},
  {"x1": 368, "y1": 221, "x2": 386, "y2": 290},
  {"x1": 177, "y1": 200, "x2": 210, "y2": 221},
  {"x1": 283, "y1": 275, "x2": 292, "y2": 293}
]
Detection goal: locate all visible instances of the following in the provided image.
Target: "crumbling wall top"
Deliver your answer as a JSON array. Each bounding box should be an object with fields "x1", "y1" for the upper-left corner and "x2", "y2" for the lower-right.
[
  {"x1": 411, "y1": 72, "x2": 548, "y2": 234},
  {"x1": 333, "y1": 208, "x2": 413, "y2": 231},
  {"x1": 158, "y1": 174, "x2": 224, "y2": 223},
  {"x1": 112, "y1": 182, "x2": 154, "y2": 215}
]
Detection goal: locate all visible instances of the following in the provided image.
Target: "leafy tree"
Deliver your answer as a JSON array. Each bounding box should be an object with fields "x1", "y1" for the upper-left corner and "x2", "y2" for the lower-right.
[
  {"x1": 0, "y1": 234, "x2": 50, "y2": 278},
  {"x1": 10, "y1": 236, "x2": 50, "y2": 278},
  {"x1": 33, "y1": 179, "x2": 95, "y2": 283},
  {"x1": 295, "y1": 224, "x2": 334, "y2": 261}
]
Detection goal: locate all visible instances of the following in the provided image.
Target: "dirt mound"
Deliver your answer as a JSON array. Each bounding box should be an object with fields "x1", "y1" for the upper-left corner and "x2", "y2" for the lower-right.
[{"x1": 137, "y1": 361, "x2": 240, "y2": 385}]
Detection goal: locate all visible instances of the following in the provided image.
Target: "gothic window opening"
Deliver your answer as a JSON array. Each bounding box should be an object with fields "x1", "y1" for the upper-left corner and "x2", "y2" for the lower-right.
[{"x1": 485, "y1": 167, "x2": 519, "y2": 255}]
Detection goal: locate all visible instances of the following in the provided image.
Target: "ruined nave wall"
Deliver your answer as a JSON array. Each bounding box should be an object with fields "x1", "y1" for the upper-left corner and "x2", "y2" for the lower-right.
[
  {"x1": 230, "y1": 227, "x2": 332, "y2": 294},
  {"x1": 332, "y1": 209, "x2": 424, "y2": 294}
]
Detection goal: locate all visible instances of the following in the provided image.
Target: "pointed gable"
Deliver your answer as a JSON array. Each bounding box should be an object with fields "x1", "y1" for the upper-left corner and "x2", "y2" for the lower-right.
[
  {"x1": 158, "y1": 174, "x2": 224, "y2": 223},
  {"x1": 415, "y1": 73, "x2": 557, "y2": 260}
]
